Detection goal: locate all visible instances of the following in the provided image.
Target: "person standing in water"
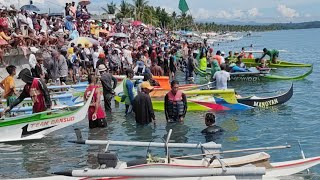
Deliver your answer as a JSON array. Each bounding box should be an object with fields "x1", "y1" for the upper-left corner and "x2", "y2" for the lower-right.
[
  {"x1": 164, "y1": 80, "x2": 187, "y2": 123},
  {"x1": 99, "y1": 64, "x2": 117, "y2": 112},
  {"x1": 133, "y1": 82, "x2": 155, "y2": 125},
  {"x1": 260, "y1": 48, "x2": 279, "y2": 64},
  {"x1": 84, "y1": 75, "x2": 107, "y2": 129},
  {"x1": 122, "y1": 69, "x2": 135, "y2": 115}
]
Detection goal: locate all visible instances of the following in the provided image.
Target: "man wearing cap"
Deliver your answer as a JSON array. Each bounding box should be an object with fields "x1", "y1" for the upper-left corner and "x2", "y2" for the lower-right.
[
  {"x1": 132, "y1": 81, "x2": 155, "y2": 125},
  {"x1": 99, "y1": 64, "x2": 117, "y2": 112},
  {"x1": 3, "y1": 68, "x2": 51, "y2": 114}
]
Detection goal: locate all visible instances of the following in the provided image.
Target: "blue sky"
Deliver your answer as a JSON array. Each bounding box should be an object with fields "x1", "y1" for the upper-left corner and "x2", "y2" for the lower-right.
[{"x1": 2, "y1": 0, "x2": 319, "y2": 23}]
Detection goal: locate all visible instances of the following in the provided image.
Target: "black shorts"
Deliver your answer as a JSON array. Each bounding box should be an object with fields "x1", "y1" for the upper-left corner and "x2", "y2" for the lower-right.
[{"x1": 89, "y1": 118, "x2": 107, "y2": 129}]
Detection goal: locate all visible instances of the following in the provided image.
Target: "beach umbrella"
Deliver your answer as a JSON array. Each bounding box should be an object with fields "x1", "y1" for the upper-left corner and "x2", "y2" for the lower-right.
[
  {"x1": 132, "y1": 20, "x2": 142, "y2": 26},
  {"x1": 69, "y1": 37, "x2": 99, "y2": 47},
  {"x1": 78, "y1": 0, "x2": 91, "y2": 6},
  {"x1": 20, "y1": 4, "x2": 40, "y2": 11},
  {"x1": 108, "y1": 33, "x2": 129, "y2": 38}
]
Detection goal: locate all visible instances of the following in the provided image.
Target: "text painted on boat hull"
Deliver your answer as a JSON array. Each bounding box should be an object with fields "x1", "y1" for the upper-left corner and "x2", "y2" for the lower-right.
[
  {"x1": 30, "y1": 116, "x2": 75, "y2": 128},
  {"x1": 253, "y1": 99, "x2": 279, "y2": 107}
]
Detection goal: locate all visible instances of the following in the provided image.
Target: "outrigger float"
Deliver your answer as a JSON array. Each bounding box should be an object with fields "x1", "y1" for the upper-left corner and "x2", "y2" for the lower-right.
[
  {"x1": 47, "y1": 129, "x2": 320, "y2": 180},
  {"x1": 0, "y1": 91, "x2": 93, "y2": 143}
]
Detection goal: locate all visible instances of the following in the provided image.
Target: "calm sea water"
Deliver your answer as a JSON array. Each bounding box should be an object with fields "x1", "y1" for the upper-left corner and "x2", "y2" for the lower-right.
[{"x1": 0, "y1": 28, "x2": 319, "y2": 179}]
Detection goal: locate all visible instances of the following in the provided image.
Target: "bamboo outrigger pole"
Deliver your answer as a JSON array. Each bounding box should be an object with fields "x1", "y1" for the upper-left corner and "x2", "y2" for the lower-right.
[{"x1": 174, "y1": 145, "x2": 291, "y2": 159}]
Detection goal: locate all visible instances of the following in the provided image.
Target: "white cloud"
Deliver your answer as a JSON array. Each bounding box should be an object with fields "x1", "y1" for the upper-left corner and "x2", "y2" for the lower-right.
[
  {"x1": 277, "y1": 4, "x2": 299, "y2": 18},
  {"x1": 232, "y1": 10, "x2": 244, "y2": 19},
  {"x1": 193, "y1": 8, "x2": 211, "y2": 19},
  {"x1": 305, "y1": 13, "x2": 311, "y2": 17},
  {"x1": 247, "y1": 8, "x2": 260, "y2": 17}
]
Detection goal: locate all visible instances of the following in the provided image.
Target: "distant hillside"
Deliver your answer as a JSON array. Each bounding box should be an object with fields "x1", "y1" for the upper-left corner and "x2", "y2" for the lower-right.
[{"x1": 272, "y1": 21, "x2": 320, "y2": 30}]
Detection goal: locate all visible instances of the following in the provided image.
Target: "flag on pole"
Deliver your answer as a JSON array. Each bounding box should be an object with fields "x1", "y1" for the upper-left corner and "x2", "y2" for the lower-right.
[{"x1": 179, "y1": 0, "x2": 189, "y2": 14}]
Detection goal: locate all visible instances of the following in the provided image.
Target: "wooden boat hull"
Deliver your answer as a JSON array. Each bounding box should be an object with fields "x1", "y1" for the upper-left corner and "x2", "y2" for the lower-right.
[
  {"x1": 237, "y1": 84, "x2": 293, "y2": 107},
  {"x1": 0, "y1": 91, "x2": 93, "y2": 142}
]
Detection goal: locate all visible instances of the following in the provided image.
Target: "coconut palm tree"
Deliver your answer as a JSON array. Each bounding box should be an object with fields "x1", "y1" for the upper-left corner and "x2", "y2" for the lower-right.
[
  {"x1": 133, "y1": 0, "x2": 149, "y2": 20},
  {"x1": 116, "y1": 0, "x2": 134, "y2": 19},
  {"x1": 107, "y1": 1, "x2": 117, "y2": 14}
]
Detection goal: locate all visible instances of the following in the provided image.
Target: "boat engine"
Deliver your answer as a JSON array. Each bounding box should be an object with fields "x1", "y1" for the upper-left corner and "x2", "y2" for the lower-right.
[{"x1": 97, "y1": 152, "x2": 118, "y2": 168}]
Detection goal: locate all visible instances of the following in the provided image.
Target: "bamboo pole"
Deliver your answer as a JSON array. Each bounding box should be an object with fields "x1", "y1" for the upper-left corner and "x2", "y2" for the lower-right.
[{"x1": 174, "y1": 145, "x2": 291, "y2": 159}]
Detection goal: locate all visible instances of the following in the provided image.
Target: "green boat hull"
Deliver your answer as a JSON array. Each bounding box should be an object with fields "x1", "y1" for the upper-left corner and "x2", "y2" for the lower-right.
[{"x1": 242, "y1": 58, "x2": 312, "y2": 68}]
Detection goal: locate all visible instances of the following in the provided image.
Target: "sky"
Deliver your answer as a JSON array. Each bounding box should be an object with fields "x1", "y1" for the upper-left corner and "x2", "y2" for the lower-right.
[{"x1": 1, "y1": 0, "x2": 320, "y2": 23}]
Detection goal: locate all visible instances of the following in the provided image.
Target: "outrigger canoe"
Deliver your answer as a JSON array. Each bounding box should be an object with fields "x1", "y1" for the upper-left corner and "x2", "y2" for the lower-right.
[
  {"x1": 195, "y1": 66, "x2": 313, "y2": 81},
  {"x1": 0, "y1": 91, "x2": 93, "y2": 143},
  {"x1": 114, "y1": 78, "x2": 252, "y2": 111},
  {"x1": 241, "y1": 58, "x2": 312, "y2": 68},
  {"x1": 50, "y1": 129, "x2": 320, "y2": 180},
  {"x1": 237, "y1": 83, "x2": 293, "y2": 108}
]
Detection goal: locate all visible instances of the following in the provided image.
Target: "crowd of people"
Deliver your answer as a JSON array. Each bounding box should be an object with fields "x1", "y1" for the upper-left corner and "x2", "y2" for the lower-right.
[{"x1": 0, "y1": 2, "x2": 279, "y2": 135}]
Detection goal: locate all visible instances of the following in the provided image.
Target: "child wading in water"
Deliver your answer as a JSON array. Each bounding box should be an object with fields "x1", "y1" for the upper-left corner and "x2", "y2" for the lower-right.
[{"x1": 84, "y1": 75, "x2": 107, "y2": 129}]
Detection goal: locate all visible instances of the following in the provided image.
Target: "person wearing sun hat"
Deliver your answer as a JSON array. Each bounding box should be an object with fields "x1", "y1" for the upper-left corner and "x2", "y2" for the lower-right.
[{"x1": 132, "y1": 81, "x2": 155, "y2": 125}]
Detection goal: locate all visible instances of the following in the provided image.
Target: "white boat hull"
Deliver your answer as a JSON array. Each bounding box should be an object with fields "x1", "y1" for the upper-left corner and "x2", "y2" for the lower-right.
[{"x1": 0, "y1": 91, "x2": 92, "y2": 143}]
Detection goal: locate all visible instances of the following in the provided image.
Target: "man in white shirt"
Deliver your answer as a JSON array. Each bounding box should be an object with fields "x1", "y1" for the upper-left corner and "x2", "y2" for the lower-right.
[
  {"x1": 40, "y1": 15, "x2": 48, "y2": 33},
  {"x1": 213, "y1": 64, "x2": 230, "y2": 90},
  {"x1": 26, "y1": 14, "x2": 34, "y2": 30},
  {"x1": 221, "y1": 51, "x2": 226, "y2": 64}
]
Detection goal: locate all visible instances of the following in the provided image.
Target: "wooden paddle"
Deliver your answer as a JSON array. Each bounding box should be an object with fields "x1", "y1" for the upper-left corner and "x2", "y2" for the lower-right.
[{"x1": 174, "y1": 145, "x2": 291, "y2": 159}]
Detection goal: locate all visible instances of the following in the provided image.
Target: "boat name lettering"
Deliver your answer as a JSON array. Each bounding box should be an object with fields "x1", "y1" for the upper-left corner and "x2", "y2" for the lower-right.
[
  {"x1": 51, "y1": 117, "x2": 75, "y2": 125},
  {"x1": 253, "y1": 99, "x2": 279, "y2": 107},
  {"x1": 30, "y1": 116, "x2": 75, "y2": 128},
  {"x1": 231, "y1": 76, "x2": 259, "y2": 81}
]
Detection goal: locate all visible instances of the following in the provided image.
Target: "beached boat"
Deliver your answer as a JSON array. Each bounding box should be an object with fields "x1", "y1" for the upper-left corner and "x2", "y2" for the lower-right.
[
  {"x1": 0, "y1": 91, "x2": 93, "y2": 143},
  {"x1": 237, "y1": 84, "x2": 293, "y2": 108}
]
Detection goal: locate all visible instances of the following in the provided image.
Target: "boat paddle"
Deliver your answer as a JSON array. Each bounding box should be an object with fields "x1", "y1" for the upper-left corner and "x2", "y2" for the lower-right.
[{"x1": 174, "y1": 145, "x2": 291, "y2": 159}]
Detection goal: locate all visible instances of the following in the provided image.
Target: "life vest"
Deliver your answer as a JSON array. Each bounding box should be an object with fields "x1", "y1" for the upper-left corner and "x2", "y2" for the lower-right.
[
  {"x1": 167, "y1": 90, "x2": 185, "y2": 117},
  {"x1": 199, "y1": 57, "x2": 207, "y2": 71}
]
